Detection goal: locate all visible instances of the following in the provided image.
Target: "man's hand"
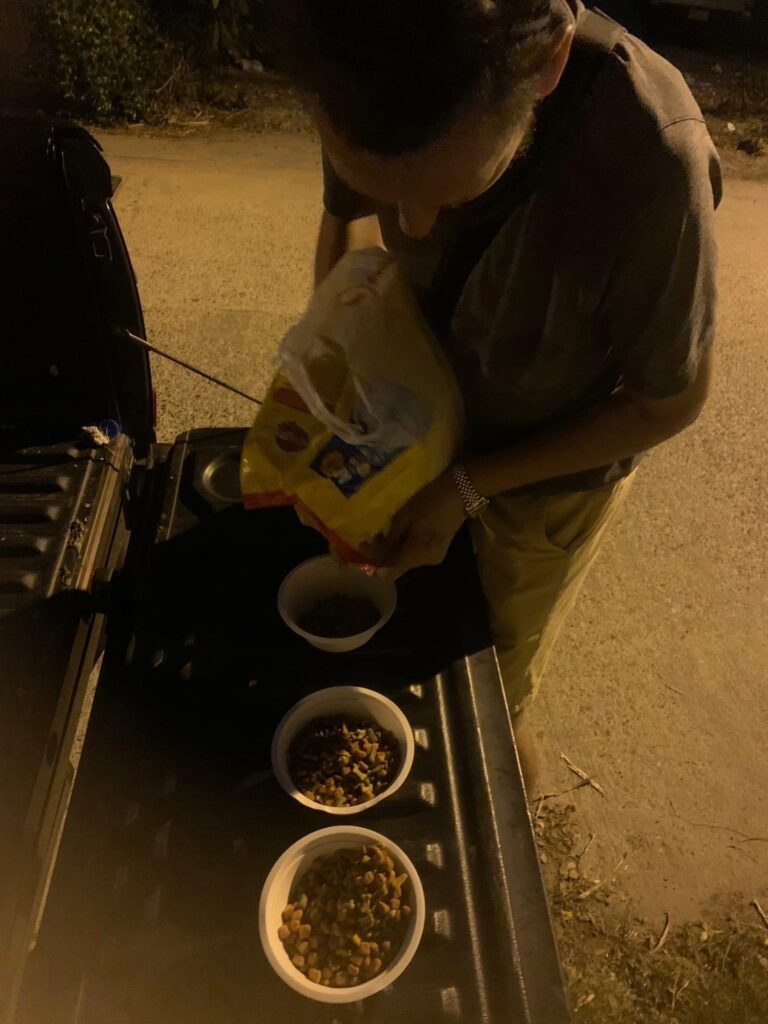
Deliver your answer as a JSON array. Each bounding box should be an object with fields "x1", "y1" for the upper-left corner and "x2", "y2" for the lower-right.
[{"x1": 369, "y1": 471, "x2": 467, "y2": 581}]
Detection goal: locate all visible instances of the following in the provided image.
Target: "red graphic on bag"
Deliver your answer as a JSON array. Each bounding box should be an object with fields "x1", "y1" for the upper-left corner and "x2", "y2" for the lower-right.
[
  {"x1": 273, "y1": 386, "x2": 311, "y2": 414},
  {"x1": 275, "y1": 421, "x2": 309, "y2": 453}
]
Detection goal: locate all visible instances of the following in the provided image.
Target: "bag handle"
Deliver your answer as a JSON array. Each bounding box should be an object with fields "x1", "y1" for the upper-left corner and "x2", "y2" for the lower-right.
[{"x1": 280, "y1": 334, "x2": 386, "y2": 445}]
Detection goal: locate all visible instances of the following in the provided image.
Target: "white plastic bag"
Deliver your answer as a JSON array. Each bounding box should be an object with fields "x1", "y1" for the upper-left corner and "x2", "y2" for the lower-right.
[{"x1": 241, "y1": 247, "x2": 464, "y2": 561}]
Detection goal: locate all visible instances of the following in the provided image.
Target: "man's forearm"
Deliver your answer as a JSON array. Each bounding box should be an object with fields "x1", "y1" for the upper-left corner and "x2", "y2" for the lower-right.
[
  {"x1": 314, "y1": 212, "x2": 385, "y2": 288},
  {"x1": 466, "y1": 384, "x2": 703, "y2": 498},
  {"x1": 314, "y1": 210, "x2": 349, "y2": 288}
]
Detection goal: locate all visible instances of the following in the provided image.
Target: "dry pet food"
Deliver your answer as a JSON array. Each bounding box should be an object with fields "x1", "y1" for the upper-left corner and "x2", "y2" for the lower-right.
[
  {"x1": 278, "y1": 844, "x2": 413, "y2": 987},
  {"x1": 288, "y1": 716, "x2": 399, "y2": 807},
  {"x1": 297, "y1": 595, "x2": 380, "y2": 638},
  {"x1": 240, "y1": 247, "x2": 464, "y2": 563}
]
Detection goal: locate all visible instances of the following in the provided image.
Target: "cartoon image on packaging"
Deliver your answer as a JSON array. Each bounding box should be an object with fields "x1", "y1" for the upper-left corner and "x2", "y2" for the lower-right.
[{"x1": 312, "y1": 436, "x2": 403, "y2": 498}]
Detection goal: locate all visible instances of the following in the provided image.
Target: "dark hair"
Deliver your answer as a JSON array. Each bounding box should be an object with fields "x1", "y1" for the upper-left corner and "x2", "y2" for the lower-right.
[{"x1": 269, "y1": 1, "x2": 569, "y2": 155}]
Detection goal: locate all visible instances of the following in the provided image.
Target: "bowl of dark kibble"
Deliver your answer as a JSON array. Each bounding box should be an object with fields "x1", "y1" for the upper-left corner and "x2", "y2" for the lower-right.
[
  {"x1": 272, "y1": 686, "x2": 415, "y2": 815},
  {"x1": 277, "y1": 555, "x2": 397, "y2": 652},
  {"x1": 259, "y1": 825, "x2": 425, "y2": 1002}
]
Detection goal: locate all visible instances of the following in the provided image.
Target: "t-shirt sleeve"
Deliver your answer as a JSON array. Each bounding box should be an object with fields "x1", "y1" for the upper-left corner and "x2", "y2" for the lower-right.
[
  {"x1": 322, "y1": 149, "x2": 377, "y2": 222},
  {"x1": 599, "y1": 125, "x2": 721, "y2": 399}
]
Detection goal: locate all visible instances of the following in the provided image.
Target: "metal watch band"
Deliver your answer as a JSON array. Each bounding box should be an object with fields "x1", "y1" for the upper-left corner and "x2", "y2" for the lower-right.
[{"x1": 451, "y1": 464, "x2": 489, "y2": 519}]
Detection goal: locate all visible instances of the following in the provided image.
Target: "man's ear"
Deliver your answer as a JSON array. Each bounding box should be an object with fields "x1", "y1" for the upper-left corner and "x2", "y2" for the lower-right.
[{"x1": 537, "y1": 20, "x2": 576, "y2": 98}]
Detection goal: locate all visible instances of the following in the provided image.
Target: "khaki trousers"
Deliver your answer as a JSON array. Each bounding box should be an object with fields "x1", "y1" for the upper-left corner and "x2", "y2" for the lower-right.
[{"x1": 471, "y1": 473, "x2": 636, "y2": 714}]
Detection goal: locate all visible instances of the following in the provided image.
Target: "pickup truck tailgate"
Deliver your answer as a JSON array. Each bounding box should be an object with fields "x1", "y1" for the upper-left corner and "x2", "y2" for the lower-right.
[{"x1": 14, "y1": 429, "x2": 568, "y2": 1024}]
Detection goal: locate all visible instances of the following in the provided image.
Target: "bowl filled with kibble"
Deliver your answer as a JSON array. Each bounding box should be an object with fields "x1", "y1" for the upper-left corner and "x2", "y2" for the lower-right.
[
  {"x1": 272, "y1": 686, "x2": 415, "y2": 814},
  {"x1": 277, "y1": 555, "x2": 397, "y2": 653},
  {"x1": 259, "y1": 826, "x2": 425, "y2": 1002}
]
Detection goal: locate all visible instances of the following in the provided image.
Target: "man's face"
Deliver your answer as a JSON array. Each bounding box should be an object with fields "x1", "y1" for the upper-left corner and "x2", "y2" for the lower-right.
[
  {"x1": 319, "y1": 14, "x2": 575, "y2": 239},
  {"x1": 321, "y1": 103, "x2": 533, "y2": 239}
]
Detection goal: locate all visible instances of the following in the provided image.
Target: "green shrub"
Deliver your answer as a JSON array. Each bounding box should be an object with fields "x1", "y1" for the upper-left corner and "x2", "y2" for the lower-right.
[
  {"x1": 39, "y1": 0, "x2": 176, "y2": 123},
  {"x1": 152, "y1": 0, "x2": 257, "y2": 68}
]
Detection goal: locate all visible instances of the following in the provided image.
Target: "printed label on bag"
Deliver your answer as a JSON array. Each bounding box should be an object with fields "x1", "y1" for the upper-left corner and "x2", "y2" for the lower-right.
[{"x1": 311, "y1": 436, "x2": 402, "y2": 498}]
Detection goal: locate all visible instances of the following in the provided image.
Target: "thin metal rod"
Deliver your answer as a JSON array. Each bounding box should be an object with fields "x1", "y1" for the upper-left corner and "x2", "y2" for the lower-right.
[{"x1": 122, "y1": 329, "x2": 263, "y2": 405}]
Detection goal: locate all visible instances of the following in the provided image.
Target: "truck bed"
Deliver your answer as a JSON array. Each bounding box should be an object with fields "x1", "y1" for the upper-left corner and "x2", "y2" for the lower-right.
[{"x1": 14, "y1": 428, "x2": 568, "y2": 1024}]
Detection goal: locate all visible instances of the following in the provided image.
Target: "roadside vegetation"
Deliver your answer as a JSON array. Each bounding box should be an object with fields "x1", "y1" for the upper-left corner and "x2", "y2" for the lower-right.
[
  {"x1": 22, "y1": 1, "x2": 768, "y2": 156},
  {"x1": 536, "y1": 801, "x2": 768, "y2": 1023}
]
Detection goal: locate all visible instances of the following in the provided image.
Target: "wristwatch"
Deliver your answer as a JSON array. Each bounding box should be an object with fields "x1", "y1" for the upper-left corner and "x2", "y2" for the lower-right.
[{"x1": 451, "y1": 464, "x2": 489, "y2": 519}]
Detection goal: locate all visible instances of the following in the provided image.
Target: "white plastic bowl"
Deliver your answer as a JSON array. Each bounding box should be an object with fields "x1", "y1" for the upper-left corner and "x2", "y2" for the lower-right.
[
  {"x1": 259, "y1": 825, "x2": 425, "y2": 1003},
  {"x1": 277, "y1": 555, "x2": 397, "y2": 653},
  {"x1": 271, "y1": 686, "x2": 415, "y2": 816}
]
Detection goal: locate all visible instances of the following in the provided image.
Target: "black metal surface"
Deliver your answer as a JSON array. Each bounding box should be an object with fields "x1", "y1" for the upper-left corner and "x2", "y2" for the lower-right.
[
  {"x1": 0, "y1": 440, "x2": 124, "y2": 612},
  {"x1": 0, "y1": 436, "x2": 133, "y2": 1020},
  {"x1": 0, "y1": 116, "x2": 154, "y2": 454},
  {"x1": 16, "y1": 429, "x2": 568, "y2": 1024}
]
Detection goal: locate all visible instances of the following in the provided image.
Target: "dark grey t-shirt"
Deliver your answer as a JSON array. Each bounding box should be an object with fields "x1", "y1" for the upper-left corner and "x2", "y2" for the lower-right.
[{"x1": 322, "y1": 4, "x2": 721, "y2": 494}]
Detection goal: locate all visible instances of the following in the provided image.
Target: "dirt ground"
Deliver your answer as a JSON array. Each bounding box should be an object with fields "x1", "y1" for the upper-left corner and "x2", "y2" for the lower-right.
[{"x1": 93, "y1": 62, "x2": 768, "y2": 1014}]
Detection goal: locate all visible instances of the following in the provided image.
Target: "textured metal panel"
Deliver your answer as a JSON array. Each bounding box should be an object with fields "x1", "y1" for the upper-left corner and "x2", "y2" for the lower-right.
[
  {"x1": 16, "y1": 430, "x2": 567, "y2": 1023},
  {"x1": 0, "y1": 436, "x2": 132, "y2": 1021},
  {"x1": 0, "y1": 440, "x2": 128, "y2": 613}
]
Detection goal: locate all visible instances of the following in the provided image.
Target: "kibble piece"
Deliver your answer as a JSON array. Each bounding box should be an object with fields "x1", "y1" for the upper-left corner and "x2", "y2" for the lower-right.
[
  {"x1": 298, "y1": 923, "x2": 311, "y2": 940},
  {"x1": 277, "y1": 924, "x2": 290, "y2": 941},
  {"x1": 292, "y1": 954, "x2": 305, "y2": 969},
  {"x1": 297, "y1": 940, "x2": 310, "y2": 956},
  {"x1": 308, "y1": 967, "x2": 322, "y2": 984}
]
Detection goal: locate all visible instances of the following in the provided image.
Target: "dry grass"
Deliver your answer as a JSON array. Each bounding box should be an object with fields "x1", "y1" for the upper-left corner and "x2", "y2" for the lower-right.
[
  {"x1": 535, "y1": 802, "x2": 768, "y2": 1023},
  {"x1": 701, "y1": 64, "x2": 768, "y2": 121}
]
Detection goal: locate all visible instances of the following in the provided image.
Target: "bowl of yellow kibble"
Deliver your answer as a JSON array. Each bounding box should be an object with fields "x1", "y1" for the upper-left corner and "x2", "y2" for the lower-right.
[
  {"x1": 271, "y1": 686, "x2": 415, "y2": 815},
  {"x1": 259, "y1": 826, "x2": 425, "y2": 1003}
]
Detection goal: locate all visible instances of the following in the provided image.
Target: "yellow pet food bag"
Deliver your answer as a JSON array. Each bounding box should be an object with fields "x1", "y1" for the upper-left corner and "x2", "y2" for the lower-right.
[{"x1": 240, "y1": 247, "x2": 464, "y2": 562}]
